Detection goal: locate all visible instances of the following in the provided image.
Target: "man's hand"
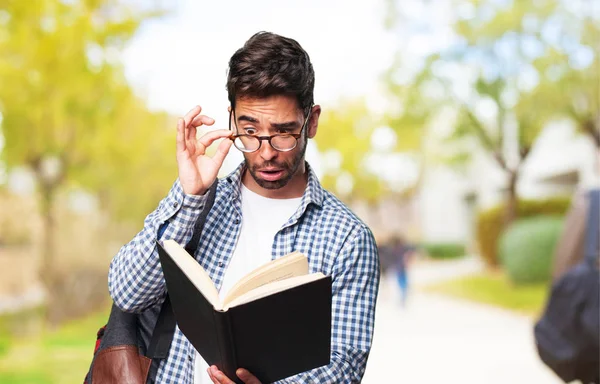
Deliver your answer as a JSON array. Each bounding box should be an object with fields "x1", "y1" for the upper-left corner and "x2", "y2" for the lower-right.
[
  {"x1": 176, "y1": 105, "x2": 233, "y2": 195},
  {"x1": 207, "y1": 365, "x2": 261, "y2": 384}
]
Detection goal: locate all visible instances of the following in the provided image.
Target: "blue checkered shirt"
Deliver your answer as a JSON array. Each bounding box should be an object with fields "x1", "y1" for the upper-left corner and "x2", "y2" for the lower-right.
[{"x1": 108, "y1": 162, "x2": 380, "y2": 383}]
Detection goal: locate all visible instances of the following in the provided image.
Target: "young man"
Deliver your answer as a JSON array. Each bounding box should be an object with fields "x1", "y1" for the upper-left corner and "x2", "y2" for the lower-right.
[{"x1": 108, "y1": 32, "x2": 380, "y2": 384}]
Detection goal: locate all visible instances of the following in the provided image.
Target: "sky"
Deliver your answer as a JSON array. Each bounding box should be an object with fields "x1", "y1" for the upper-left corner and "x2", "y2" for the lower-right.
[
  {"x1": 120, "y1": 0, "x2": 401, "y2": 177},
  {"x1": 2, "y1": 0, "x2": 451, "y2": 192},
  {"x1": 122, "y1": 0, "x2": 396, "y2": 122}
]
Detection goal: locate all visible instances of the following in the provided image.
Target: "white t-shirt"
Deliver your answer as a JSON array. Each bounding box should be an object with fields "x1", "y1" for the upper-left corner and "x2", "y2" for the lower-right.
[{"x1": 194, "y1": 184, "x2": 302, "y2": 383}]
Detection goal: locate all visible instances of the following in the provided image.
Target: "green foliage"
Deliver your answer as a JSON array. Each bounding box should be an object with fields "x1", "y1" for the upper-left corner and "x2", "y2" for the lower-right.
[
  {"x1": 0, "y1": 335, "x2": 8, "y2": 357},
  {"x1": 420, "y1": 242, "x2": 466, "y2": 260},
  {"x1": 499, "y1": 216, "x2": 564, "y2": 285},
  {"x1": 0, "y1": 305, "x2": 110, "y2": 383},
  {"x1": 0, "y1": 305, "x2": 45, "y2": 358},
  {"x1": 423, "y1": 270, "x2": 549, "y2": 316},
  {"x1": 315, "y1": 99, "x2": 388, "y2": 202},
  {"x1": 476, "y1": 197, "x2": 571, "y2": 266},
  {"x1": 0, "y1": 324, "x2": 11, "y2": 358},
  {"x1": 0, "y1": 0, "x2": 173, "y2": 222},
  {"x1": 384, "y1": 0, "x2": 600, "y2": 225}
]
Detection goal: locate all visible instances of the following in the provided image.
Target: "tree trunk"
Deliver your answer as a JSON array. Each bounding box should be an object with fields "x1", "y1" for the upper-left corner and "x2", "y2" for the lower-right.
[
  {"x1": 38, "y1": 181, "x2": 57, "y2": 289},
  {"x1": 504, "y1": 169, "x2": 519, "y2": 227},
  {"x1": 582, "y1": 119, "x2": 600, "y2": 149},
  {"x1": 31, "y1": 158, "x2": 65, "y2": 327}
]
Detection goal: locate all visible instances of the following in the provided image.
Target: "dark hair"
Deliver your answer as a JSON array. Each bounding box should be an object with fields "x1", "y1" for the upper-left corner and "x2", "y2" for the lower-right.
[{"x1": 227, "y1": 31, "x2": 315, "y2": 115}]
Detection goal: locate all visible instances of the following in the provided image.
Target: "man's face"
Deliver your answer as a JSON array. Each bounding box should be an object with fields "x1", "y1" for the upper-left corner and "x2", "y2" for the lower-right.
[{"x1": 231, "y1": 95, "x2": 319, "y2": 196}]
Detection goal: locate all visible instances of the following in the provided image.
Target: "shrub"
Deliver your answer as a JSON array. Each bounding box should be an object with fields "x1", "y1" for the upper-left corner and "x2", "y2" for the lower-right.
[
  {"x1": 0, "y1": 318, "x2": 10, "y2": 357},
  {"x1": 476, "y1": 197, "x2": 571, "y2": 266},
  {"x1": 498, "y1": 216, "x2": 564, "y2": 285},
  {"x1": 420, "y1": 242, "x2": 466, "y2": 259}
]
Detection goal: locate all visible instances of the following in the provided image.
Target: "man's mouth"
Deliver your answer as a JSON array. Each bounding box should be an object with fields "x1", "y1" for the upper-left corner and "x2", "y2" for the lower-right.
[{"x1": 257, "y1": 168, "x2": 284, "y2": 181}]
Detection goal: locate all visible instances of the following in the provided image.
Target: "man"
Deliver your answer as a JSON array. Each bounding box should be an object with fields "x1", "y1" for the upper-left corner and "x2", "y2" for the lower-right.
[
  {"x1": 390, "y1": 235, "x2": 416, "y2": 307},
  {"x1": 109, "y1": 32, "x2": 380, "y2": 384}
]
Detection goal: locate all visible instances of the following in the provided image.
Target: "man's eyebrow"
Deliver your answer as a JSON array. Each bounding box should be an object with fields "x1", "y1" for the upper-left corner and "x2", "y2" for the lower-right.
[
  {"x1": 237, "y1": 115, "x2": 259, "y2": 124},
  {"x1": 270, "y1": 121, "x2": 299, "y2": 130},
  {"x1": 237, "y1": 115, "x2": 300, "y2": 130}
]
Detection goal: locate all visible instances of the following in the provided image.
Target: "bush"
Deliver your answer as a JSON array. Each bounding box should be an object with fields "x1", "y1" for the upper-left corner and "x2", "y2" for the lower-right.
[
  {"x1": 420, "y1": 243, "x2": 466, "y2": 259},
  {"x1": 0, "y1": 305, "x2": 46, "y2": 357},
  {"x1": 476, "y1": 197, "x2": 571, "y2": 266},
  {"x1": 498, "y1": 216, "x2": 564, "y2": 285},
  {"x1": 0, "y1": 318, "x2": 11, "y2": 357}
]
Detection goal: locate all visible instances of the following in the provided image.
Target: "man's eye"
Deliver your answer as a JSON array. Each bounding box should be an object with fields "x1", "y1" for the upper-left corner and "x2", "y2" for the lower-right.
[{"x1": 243, "y1": 127, "x2": 257, "y2": 135}]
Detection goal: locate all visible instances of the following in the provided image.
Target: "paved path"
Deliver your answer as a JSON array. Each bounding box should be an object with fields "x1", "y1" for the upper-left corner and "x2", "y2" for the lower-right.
[{"x1": 361, "y1": 258, "x2": 562, "y2": 384}]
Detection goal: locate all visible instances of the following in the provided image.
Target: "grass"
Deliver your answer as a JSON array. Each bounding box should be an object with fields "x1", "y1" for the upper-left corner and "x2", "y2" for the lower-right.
[
  {"x1": 422, "y1": 270, "x2": 551, "y2": 317},
  {"x1": 0, "y1": 306, "x2": 110, "y2": 384}
]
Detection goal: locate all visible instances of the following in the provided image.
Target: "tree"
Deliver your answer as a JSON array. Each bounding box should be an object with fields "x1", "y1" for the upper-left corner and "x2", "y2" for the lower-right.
[
  {"x1": 314, "y1": 99, "x2": 387, "y2": 203},
  {"x1": 523, "y1": 1, "x2": 600, "y2": 148},
  {"x1": 383, "y1": 0, "x2": 598, "y2": 225},
  {"x1": 0, "y1": 0, "x2": 166, "y2": 309}
]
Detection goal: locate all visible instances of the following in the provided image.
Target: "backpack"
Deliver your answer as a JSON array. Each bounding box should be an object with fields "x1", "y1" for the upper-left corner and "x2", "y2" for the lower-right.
[
  {"x1": 84, "y1": 182, "x2": 217, "y2": 384},
  {"x1": 534, "y1": 189, "x2": 600, "y2": 384}
]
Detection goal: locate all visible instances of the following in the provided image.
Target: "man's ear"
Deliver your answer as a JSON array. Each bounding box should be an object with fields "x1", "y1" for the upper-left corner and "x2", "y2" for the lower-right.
[
  {"x1": 307, "y1": 105, "x2": 321, "y2": 139},
  {"x1": 227, "y1": 106, "x2": 232, "y2": 113}
]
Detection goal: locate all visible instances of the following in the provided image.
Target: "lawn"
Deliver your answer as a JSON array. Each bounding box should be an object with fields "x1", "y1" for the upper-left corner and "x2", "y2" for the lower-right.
[
  {"x1": 422, "y1": 270, "x2": 551, "y2": 317},
  {"x1": 0, "y1": 306, "x2": 110, "y2": 384}
]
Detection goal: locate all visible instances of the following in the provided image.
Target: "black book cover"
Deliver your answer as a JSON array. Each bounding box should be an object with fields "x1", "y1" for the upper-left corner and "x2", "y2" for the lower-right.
[{"x1": 157, "y1": 241, "x2": 332, "y2": 383}]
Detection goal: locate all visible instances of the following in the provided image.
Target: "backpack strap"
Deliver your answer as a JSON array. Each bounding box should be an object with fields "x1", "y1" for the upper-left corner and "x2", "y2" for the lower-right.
[
  {"x1": 146, "y1": 295, "x2": 174, "y2": 358},
  {"x1": 145, "y1": 181, "x2": 219, "y2": 359},
  {"x1": 584, "y1": 189, "x2": 600, "y2": 267},
  {"x1": 185, "y1": 181, "x2": 219, "y2": 256}
]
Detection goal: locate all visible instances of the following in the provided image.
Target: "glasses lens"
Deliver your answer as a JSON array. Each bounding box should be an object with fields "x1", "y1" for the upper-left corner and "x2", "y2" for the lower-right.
[
  {"x1": 234, "y1": 136, "x2": 260, "y2": 152},
  {"x1": 271, "y1": 134, "x2": 298, "y2": 151}
]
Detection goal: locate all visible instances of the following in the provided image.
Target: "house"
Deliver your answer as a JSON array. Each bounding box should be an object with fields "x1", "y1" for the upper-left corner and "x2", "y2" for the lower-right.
[{"x1": 415, "y1": 121, "x2": 599, "y2": 249}]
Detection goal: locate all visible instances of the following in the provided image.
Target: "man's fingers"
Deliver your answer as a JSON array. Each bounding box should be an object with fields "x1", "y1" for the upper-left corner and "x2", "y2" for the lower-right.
[
  {"x1": 211, "y1": 136, "x2": 233, "y2": 166},
  {"x1": 176, "y1": 118, "x2": 185, "y2": 153},
  {"x1": 236, "y1": 368, "x2": 261, "y2": 384},
  {"x1": 183, "y1": 105, "x2": 202, "y2": 127},
  {"x1": 190, "y1": 114, "x2": 215, "y2": 127},
  {"x1": 209, "y1": 366, "x2": 235, "y2": 384},
  {"x1": 187, "y1": 115, "x2": 216, "y2": 142},
  {"x1": 186, "y1": 124, "x2": 197, "y2": 142},
  {"x1": 197, "y1": 129, "x2": 233, "y2": 150},
  {"x1": 207, "y1": 367, "x2": 218, "y2": 384}
]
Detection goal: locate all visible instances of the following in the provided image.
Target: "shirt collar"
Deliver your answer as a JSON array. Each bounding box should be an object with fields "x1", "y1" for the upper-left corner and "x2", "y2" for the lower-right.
[{"x1": 223, "y1": 161, "x2": 324, "y2": 208}]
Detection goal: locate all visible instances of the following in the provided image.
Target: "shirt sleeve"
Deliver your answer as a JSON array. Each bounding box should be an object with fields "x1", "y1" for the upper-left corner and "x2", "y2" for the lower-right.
[
  {"x1": 108, "y1": 179, "x2": 210, "y2": 313},
  {"x1": 275, "y1": 225, "x2": 381, "y2": 384}
]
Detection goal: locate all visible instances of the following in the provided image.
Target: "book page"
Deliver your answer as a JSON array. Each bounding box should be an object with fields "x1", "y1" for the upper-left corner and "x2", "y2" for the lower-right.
[
  {"x1": 224, "y1": 273, "x2": 326, "y2": 310},
  {"x1": 162, "y1": 240, "x2": 222, "y2": 310},
  {"x1": 222, "y1": 252, "x2": 308, "y2": 307}
]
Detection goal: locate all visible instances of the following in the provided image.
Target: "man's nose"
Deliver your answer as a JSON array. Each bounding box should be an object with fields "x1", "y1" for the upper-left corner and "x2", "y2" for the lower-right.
[{"x1": 259, "y1": 139, "x2": 278, "y2": 161}]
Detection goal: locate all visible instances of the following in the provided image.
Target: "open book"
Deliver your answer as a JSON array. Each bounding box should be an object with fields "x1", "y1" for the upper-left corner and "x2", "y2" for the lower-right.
[
  {"x1": 157, "y1": 240, "x2": 332, "y2": 383},
  {"x1": 161, "y1": 239, "x2": 324, "y2": 311}
]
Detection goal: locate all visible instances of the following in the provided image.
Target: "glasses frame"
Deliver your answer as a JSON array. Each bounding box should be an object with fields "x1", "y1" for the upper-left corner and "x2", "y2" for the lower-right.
[{"x1": 228, "y1": 107, "x2": 313, "y2": 153}]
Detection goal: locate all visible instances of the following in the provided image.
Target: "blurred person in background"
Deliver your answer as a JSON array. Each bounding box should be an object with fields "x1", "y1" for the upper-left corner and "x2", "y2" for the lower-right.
[
  {"x1": 107, "y1": 31, "x2": 380, "y2": 384},
  {"x1": 390, "y1": 235, "x2": 417, "y2": 307},
  {"x1": 551, "y1": 188, "x2": 591, "y2": 281},
  {"x1": 552, "y1": 152, "x2": 600, "y2": 281}
]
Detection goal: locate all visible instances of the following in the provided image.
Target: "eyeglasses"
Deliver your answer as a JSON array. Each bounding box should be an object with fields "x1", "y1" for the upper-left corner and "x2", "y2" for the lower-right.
[{"x1": 228, "y1": 108, "x2": 312, "y2": 153}]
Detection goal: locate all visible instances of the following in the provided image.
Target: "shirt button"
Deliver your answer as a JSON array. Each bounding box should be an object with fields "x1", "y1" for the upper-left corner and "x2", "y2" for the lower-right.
[
  {"x1": 188, "y1": 355, "x2": 193, "y2": 361},
  {"x1": 172, "y1": 202, "x2": 178, "y2": 208},
  {"x1": 234, "y1": 218, "x2": 240, "y2": 224},
  {"x1": 218, "y1": 262, "x2": 223, "y2": 267}
]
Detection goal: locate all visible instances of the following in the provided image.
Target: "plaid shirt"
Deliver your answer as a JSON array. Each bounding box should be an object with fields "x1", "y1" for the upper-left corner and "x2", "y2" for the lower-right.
[{"x1": 108, "y1": 162, "x2": 380, "y2": 383}]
